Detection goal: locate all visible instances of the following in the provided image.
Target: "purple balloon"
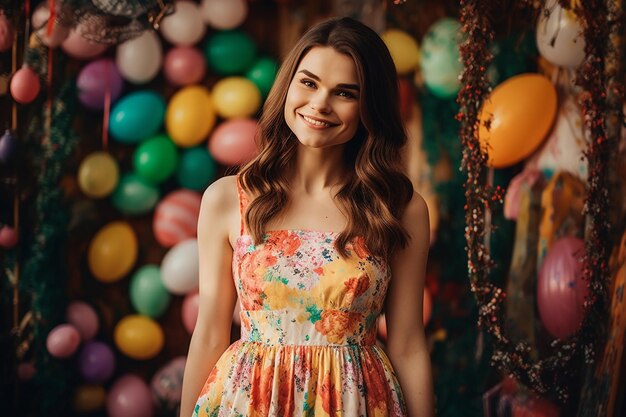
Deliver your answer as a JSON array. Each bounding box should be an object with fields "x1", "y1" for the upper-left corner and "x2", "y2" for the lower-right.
[
  {"x1": 77, "y1": 58, "x2": 123, "y2": 110},
  {"x1": 107, "y1": 374, "x2": 154, "y2": 417},
  {"x1": 537, "y1": 236, "x2": 589, "y2": 339},
  {"x1": 78, "y1": 340, "x2": 115, "y2": 383},
  {"x1": 0, "y1": 130, "x2": 17, "y2": 164}
]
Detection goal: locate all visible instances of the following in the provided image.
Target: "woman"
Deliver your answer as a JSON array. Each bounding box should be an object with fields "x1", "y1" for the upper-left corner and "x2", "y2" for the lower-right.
[{"x1": 180, "y1": 17, "x2": 434, "y2": 417}]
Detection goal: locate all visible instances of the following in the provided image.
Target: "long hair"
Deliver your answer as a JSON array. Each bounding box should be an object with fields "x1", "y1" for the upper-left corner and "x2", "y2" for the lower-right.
[{"x1": 238, "y1": 17, "x2": 414, "y2": 260}]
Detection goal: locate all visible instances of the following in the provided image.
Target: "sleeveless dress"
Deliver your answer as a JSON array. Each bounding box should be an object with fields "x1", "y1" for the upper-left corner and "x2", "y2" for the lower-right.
[{"x1": 193, "y1": 180, "x2": 408, "y2": 417}]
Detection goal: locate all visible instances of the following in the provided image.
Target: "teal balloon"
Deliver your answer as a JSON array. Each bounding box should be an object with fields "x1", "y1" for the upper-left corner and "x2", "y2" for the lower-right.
[
  {"x1": 177, "y1": 147, "x2": 216, "y2": 191},
  {"x1": 204, "y1": 30, "x2": 257, "y2": 75},
  {"x1": 130, "y1": 265, "x2": 171, "y2": 318},
  {"x1": 420, "y1": 18, "x2": 463, "y2": 99},
  {"x1": 109, "y1": 91, "x2": 166, "y2": 144},
  {"x1": 246, "y1": 57, "x2": 278, "y2": 98},
  {"x1": 133, "y1": 135, "x2": 179, "y2": 184},
  {"x1": 111, "y1": 173, "x2": 159, "y2": 215}
]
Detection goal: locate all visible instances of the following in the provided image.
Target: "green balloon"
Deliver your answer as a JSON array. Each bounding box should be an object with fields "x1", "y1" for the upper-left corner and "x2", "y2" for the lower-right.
[
  {"x1": 246, "y1": 57, "x2": 278, "y2": 98},
  {"x1": 133, "y1": 134, "x2": 179, "y2": 184},
  {"x1": 204, "y1": 30, "x2": 257, "y2": 75},
  {"x1": 420, "y1": 18, "x2": 463, "y2": 99},
  {"x1": 177, "y1": 147, "x2": 216, "y2": 191},
  {"x1": 111, "y1": 173, "x2": 159, "y2": 215},
  {"x1": 130, "y1": 265, "x2": 171, "y2": 318}
]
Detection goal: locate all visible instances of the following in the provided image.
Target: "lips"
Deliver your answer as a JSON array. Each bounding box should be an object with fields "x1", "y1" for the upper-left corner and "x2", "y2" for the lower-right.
[{"x1": 299, "y1": 113, "x2": 337, "y2": 128}]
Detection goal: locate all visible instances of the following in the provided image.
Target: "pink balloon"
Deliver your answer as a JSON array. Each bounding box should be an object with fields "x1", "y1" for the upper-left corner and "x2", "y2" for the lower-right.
[
  {"x1": 150, "y1": 356, "x2": 186, "y2": 411},
  {"x1": 107, "y1": 374, "x2": 154, "y2": 417},
  {"x1": 181, "y1": 291, "x2": 199, "y2": 334},
  {"x1": 46, "y1": 324, "x2": 81, "y2": 358},
  {"x1": 164, "y1": 46, "x2": 206, "y2": 86},
  {"x1": 537, "y1": 236, "x2": 588, "y2": 339},
  {"x1": 0, "y1": 13, "x2": 14, "y2": 52},
  {"x1": 153, "y1": 189, "x2": 202, "y2": 247},
  {"x1": 10, "y1": 66, "x2": 40, "y2": 104},
  {"x1": 62, "y1": 29, "x2": 107, "y2": 60},
  {"x1": 208, "y1": 118, "x2": 258, "y2": 165},
  {"x1": 77, "y1": 58, "x2": 124, "y2": 110},
  {"x1": 0, "y1": 225, "x2": 18, "y2": 248},
  {"x1": 66, "y1": 301, "x2": 100, "y2": 341}
]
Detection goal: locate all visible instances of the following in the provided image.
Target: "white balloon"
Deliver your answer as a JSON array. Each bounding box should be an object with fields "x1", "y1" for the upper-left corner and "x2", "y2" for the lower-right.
[
  {"x1": 116, "y1": 30, "x2": 162, "y2": 84},
  {"x1": 160, "y1": 239, "x2": 199, "y2": 295},
  {"x1": 536, "y1": 0, "x2": 585, "y2": 68},
  {"x1": 200, "y1": 0, "x2": 248, "y2": 30},
  {"x1": 32, "y1": 4, "x2": 70, "y2": 48},
  {"x1": 160, "y1": 1, "x2": 206, "y2": 46}
]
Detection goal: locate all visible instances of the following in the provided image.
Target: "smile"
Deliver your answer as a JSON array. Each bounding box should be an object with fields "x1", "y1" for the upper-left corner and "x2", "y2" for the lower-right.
[{"x1": 300, "y1": 114, "x2": 335, "y2": 128}]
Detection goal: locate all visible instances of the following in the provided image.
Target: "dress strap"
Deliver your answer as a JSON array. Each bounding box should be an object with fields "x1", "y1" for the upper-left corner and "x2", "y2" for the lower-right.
[{"x1": 236, "y1": 175, "x2": 250, "y2": 236}]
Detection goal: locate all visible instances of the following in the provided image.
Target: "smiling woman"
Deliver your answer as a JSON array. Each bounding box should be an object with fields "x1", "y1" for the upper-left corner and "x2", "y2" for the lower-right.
[{"x1": 180, "y1": 17, "x2": 434, "y2": 417}]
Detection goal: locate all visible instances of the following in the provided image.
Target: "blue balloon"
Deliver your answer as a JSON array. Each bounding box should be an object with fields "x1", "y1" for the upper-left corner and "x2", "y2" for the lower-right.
[
  {"x1": 109, "y1": 91, "x2": 166, "y2": 144},
  {"x1": 111, "y1": 173, "x2": 160, "y2": 215},
  {"x1": 177, "y1": 147, "x2": 216, "y2": 191}
]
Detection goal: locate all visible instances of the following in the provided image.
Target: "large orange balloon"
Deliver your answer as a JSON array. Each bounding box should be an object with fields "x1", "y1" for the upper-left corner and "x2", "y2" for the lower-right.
[
  {"x1": 114, "y1": 315, "x2": 164, "y2": 360},
  {"x1": 478, "y1": 74, "x2": 557, "y2": 168}
]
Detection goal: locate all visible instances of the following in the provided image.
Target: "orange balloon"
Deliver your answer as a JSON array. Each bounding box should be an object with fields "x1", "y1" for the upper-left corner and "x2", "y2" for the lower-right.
[{"x1": 478, "y1": 74, "x2": 557, "y2": 168}]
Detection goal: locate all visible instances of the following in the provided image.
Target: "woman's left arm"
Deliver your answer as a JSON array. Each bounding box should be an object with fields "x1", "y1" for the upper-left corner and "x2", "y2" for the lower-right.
[{"x1": 385, "y1": 191, "x2": 435, "y2": 417}]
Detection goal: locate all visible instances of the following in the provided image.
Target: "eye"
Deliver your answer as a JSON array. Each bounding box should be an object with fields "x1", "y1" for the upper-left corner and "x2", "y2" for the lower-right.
[
  {"x1": 336, "y1": 90, "x2": 357, "y2": 99},
  {"x1": 300, "y1": 78, "x2": 316, "y2": 88}
]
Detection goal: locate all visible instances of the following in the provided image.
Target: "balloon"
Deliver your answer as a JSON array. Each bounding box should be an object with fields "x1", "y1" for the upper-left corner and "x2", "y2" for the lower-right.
[
  {"x1": 212, "y1": 77, "x2": 261, "y2": 119},
  {"x1": 176, "y1": 147, "x2": 216, "y2": 191},
  {"x1": 109, "y1": 90, "x2": 166, "y2": 144},
  {"x1": 478, "y1": 73, "x2": 557, "y2": 168},
  {"x1": 208, "y1": 118, "x2": 258, "y2": 165},
  {"x1": 0, "y1": 13, "x2": 14, "y2": 52},
  {"x1": 0, "y1": 225, "x2": 18, "y2": 248},
  {"x1": 116, "y1": 30, "x2": 162, "y2": 84},
  {"x1": 151, "y1": 356, "x2": 186, "y2": 412},
  {"x1": 165, "y1": 85, "x2": 216, "y2": 147},
  {"x1": 0, "y1": 129, "x2": 17, "y2": 164},
  {"x1": 88, "y1": 221, "x2": 138, "y2": 282},
  {"x1": 536, "y1": 0, "x2": 585, "y2": 68},
  {"x1": 160, "y1": 1, "x2": 205, "y2": 46},
  {"x1": 78, "y1": 341, "x2": 116, "y2": 383},
  {"x1": 130, "y1": 265, "x2": 171, "y2": 318},
  {"x1": 245, "y1": 56, "x2": 278, "y2": 98},
  {"x1": 66, "y1": 301, "x2": 99, "y2": 341},
  {"x1": 78, "y1": 152, "x2": 120, "y2": 198},
  {"x1": 133, "y1": 134, "x2": 179, "y2": 184},
  {"x1": 161, "y1": 239, "x2": 199, "y2": 295},
  {"x1": 204, "y1": 30, "x2": 257, "y2": 75},
  {"x1": 114, "y1": 315, "x2": 164, "y2": 360},
  {"x1": 17, "y1": 362, "x2": 36, "y2": 382},
  {"x1": 420, "y1": 18, "x2": 463, "y2": 98},
  {"x1": 153, "y1": 190, "x2": 202, "y2": 247},
  {"x1": 106, "y1": 374, "x2": 154, "y2": 417},
  {"x1": 181, "y1": 291, "x2": 199, "y2": 333},
  {"x1": 164, "y1": 46, "x2": 206, "y2": 86},
  {"x1": 32, "y1": 4, "x2": 70, "y2": 48},
  {"x1": 201, "y1": 0, "x2": 248, "y2": 30},
  {"x1": 46, "y1": 324, "x2": 81, "y2": 358},
  {"x1": 10, "y1": 66, "x2": 40, "y2": 104},
  {"x1": 537, "y1": 236, "x2": 588, "y2": 339},
  {"x1": 381, "y1": 29, "x2": 420, "y2": 75},
  {"x1": 77, "y1": 58, "x2": 124, "y2": 110},
  {"x1": 73, "y1": 385, "x2": 106, "y2": 413},
  {"x1": 398, "y1": 77, "x2": 415, "y2": 120},
  {"x1": 111, "y1": 173, "x2": 160, "y2": 215},
  {"x1": 61, "y1": 29, "x2": 108, "y2": 59}
]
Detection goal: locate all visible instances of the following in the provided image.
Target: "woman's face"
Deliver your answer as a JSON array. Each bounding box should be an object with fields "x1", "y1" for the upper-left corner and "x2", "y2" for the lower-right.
[{"x1": 284, "y1": 46, "x2": 362, "y2": 150}]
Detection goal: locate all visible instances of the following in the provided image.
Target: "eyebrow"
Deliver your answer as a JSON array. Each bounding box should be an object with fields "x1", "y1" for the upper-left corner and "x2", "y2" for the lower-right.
[{"x1": 297, "y1": 69, "x2": 360, "y2": 91}]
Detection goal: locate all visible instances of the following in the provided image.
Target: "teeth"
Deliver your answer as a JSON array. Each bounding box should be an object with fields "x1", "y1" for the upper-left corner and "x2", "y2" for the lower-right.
[{"x1": 302, "y1": 115, "x2": 330, "y2": 127}]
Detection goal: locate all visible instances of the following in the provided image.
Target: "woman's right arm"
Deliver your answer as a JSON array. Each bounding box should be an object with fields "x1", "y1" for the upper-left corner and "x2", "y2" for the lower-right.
[{"x1": 179, "y1": 178, "x2": 238, "y2": 417}]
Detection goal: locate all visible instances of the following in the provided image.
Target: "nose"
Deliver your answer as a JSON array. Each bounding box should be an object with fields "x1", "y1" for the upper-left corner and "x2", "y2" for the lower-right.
[{"x1": 309, "y1": 90, "x2": 331, "y2": 113}]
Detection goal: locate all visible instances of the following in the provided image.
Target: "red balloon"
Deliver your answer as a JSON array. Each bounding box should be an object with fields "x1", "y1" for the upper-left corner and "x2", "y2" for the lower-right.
[
  {"x1": 398, "y1": 77, "x2": 415, "y2": 120},
  {"x1": 537, "y1": 236, "x2": 588, "y2": 339},
  {"x1": 208, "y1": 118, "x2": 258, "y2": 166},
  {"x1": 0, "y1": 225, "x2": 18, "y2": 248},
  {"x1": 181, "y1": 291, "x2": 199, "y2": 334},
  {"x1": 10, "y1": 66, "x2": 40, "y2": 104},
  {"x1": 164, "y1": 46, "x2": 206, "y2": 86}
]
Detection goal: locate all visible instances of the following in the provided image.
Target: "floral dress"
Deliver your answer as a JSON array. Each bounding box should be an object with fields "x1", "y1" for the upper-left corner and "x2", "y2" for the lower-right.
[{"x1": 193, "y1": 180, "x2": 408, "y2": 417}]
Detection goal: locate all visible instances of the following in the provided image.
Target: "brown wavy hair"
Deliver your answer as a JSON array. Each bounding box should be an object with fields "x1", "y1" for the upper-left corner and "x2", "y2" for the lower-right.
[{"x1": 238, "y1": 17, "x2": 414, "y2": 260}]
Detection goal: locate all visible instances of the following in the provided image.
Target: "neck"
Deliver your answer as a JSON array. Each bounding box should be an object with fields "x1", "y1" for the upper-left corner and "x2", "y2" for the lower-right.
[{"x1": 289, "y1": 144, "x2": 349, "y2": 194}]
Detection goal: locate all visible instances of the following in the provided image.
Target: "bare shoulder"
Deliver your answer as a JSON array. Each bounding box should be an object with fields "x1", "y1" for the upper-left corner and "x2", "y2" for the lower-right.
[
  {"x1": 401, "y1": 191, "x2": 430, "y2": 245},
  {"x1": 199, "y1": 175, "x2": 240, "y2": 238}
]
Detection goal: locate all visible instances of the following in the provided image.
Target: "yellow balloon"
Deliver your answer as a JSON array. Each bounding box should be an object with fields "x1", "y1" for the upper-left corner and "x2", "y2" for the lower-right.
[
  {"x1": 212, "y1": 77, "x2": 261, "y2": 119},
  {"x1": 381, "y1": 29, "x2": 420, "y2": 75},
  {"x1": 78, "y1": 152, "x2": 119, "y2": 198},
  {"x1": 114, "y1": 315, "x2": 164, "y2": 360},
  {"x1": 73, "y1": 385, "x2": 105, "y2": 413},
  {"x1": 166, "y1": 86, "x2": 216, "y2": 147},
  {"x1": 88, "y1": 221, "x2": 138, "y2": 282}
]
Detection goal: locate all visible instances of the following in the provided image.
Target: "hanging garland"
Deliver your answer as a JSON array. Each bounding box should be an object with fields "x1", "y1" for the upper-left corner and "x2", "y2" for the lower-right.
[{"x1": 457, "y1": 0, "x2": 620, "y2": 403}]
